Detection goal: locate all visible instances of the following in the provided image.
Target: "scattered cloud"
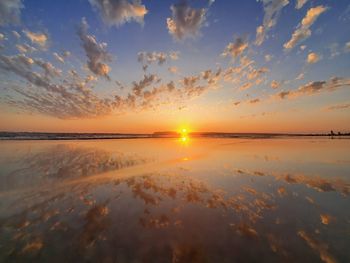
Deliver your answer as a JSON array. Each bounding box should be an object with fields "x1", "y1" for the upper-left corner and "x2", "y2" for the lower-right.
[
  {"x1": 0, "y1": 0, "x2": 23, "y2": 26},
  {"x1": 345, "y1": 41, "x2": 350, "y2": 52},
  {"x1": 168, "y1": 66, "x2": 178, "y2": 74},
  {"x1": 275, "y1": 77, "x2": 350, "y2": 100},
  {"x1": 12, "y1": 30, "x2": 21, "y2": 39},
  {"x1": 1, "y1": 50, "x2": 220, "y2": 118},
  {"x1": 247, "y1": 67, "x2": 269, "y2": 80},
  {"x1": 239, "y1": 82, "x2": 253, "y2": 91},
  {"x1": 167, "y1": 0, "x2": 207, "y2": 40},
  {"x1": 137, "y1": 51, "x2": 179, "y2": 66},
  {"x1": 264, "y1": 54, "x2": 273, "y2": 62},
  {"x1": 328, "y1": 43, "x2": 340, "y2": 58},
  {"x1": 295, "y1": 0, "x2": 309, "y2": 10},
  {"x1": 249, "y1": 98, "x2": 260, "y2": 104},
  {"x1": 201, "y1": 68, "x2": 222, "y2": 86},
  {"x1": 307, "y1": 52, "x2": 321, "y2": 64},
  {"x1": 325, "y1": 102, "x2": 350, "y2": 111},
  {"x1": 222, "y1": 37, "x2": 248, "y2": 60},
  {"x1": 88, "y1": 0, "x2": 148, "y2": 27},
  {"x1": 255, "y1": 0, "x2": 289, "y2": 46},
  {"x1": 296, "y1": 73, "x2": 304, "y2": 80},
  {"x1": 53, "y1": 52, "x2": 64, "y2": 63},
  {"x1": 23, "y1": 30, "x2": 48, "y2": 48},
  {"x1": 271, "y1": 80, "x2": 281, "y2": 89},
  {"x1": 16, "y1": 44, "x2": 36, "y2": 53},
  {"x1": 298, "y1": 231, "x2": 337, "y2": 263},
  {"x1": 169, "y1": 51, "x2": 180, "y2": 60},
  {"x1": 284, "y1": 5, "x2": 327, "y2": 50},
  {"x1": 77, "y1": 18, "x2": 112, "y2": 80}
]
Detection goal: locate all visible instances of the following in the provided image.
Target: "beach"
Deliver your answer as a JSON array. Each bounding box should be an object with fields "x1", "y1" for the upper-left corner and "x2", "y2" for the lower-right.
[{"x1": 0, "y1": 137, "x2": 349, "y2": 262}]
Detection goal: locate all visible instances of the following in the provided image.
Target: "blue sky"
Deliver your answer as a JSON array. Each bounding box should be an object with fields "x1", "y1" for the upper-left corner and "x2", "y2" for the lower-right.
[{"x1": 0, "y1": 0, "x2": 349, "y2": 133}]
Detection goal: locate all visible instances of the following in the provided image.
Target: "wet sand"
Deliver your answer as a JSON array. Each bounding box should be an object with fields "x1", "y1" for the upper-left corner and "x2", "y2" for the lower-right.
[{"x1": 0, "y1": 138, "x2": 349, "y2": 262}]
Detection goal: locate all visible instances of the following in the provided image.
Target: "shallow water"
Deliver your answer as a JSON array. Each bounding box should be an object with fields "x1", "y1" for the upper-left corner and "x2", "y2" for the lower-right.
[{"x1": 0, "y1": 138, "x2": 349, "y2": 262}]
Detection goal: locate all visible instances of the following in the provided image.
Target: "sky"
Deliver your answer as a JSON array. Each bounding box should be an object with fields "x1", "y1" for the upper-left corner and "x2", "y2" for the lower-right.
[{"x1": 0, "y1": 0, "x2": 349, "y2": 133}]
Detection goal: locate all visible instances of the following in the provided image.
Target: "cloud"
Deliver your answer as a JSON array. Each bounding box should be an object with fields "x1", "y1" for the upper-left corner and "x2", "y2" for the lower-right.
[
  {"x1": 326, "y1": 102, "x2": 350, "y2": 111},
  {"x1": 298, "y1": 231, "x2": 337, "y2": 263},
  {"x1": 0, "y1": 0, "x2": 23, "y2": 26},
  {"x1": 345, "y1": 42, "x2": 350, "y2": 52},
  {"x1": 0, "y1": 54, "x2": 62, "y2": 86},
  {"x1": 53, "y1": 51, "x2": 70, "y2": 63},
  {"x1": 0, "y1": 53, "x2": 115, "y2": 118},
  {"x1": 33, "y1": 58, "x2": 61, "y2": 78},
  {"x1": 296, "y1": 73, "x2": 304, "y2": 80},
  {"x1": 23, "y1": 30, "x2": 48, "y2": 48},
  {"x1": 295, "y1": 0, "x2": 308, "y2": 9},
  {"x1": 284, "y1": 6, "x2": 327, "y2": 50},
  {"x1": 307, "y1": 52, "x2": 321, "y2": 64},
  {"x1": 222, "y1": 37, "x2": 248, "y2": 59},
  {"x1": 12, "y1": 30, "x2": 21, "y2": 39},
  {"x1": 265, "y1": 54, "x2": 273, "y2": 62},
  {"x1": 169, "y1": 51, "x2": 180, "y2": 60},
  {"x1": 247, "y1": 67, "x2": 269, "y2": 80},
  {"x1": 167, "y1": 0, "x2": 207, "y2": 40},
  {"x1": 249, "y1": 98, "x2": 260, "y2": 104},
  {"x1": 168, "y1": 66, "x2": 178, "y2": 74},
  {"x1": 1, "y1": 51, "x2": 217, "y2": 118},
  {"x1": 53, "y1": 52, "x2": 65, "y2": 63},
  {"x1": 77, "y1": 18, "x2": 112, "y2": 80},
  {"x1": 137, "y1": 51, "x2": 178, "y2": 66},
  {"x1": 88, "y1": 0, "x2": 148, "y2": 27},
  {"x1": 132, "y1": 74, "x2": 160, "y2": 96},
  {"x1": 201, "y1": 68, "x2": 222, "y2": 86},
  {"x1": 271, "y1": 80, "x2": 281, "y2": 89},
  {"x1": 239, "y1": 82, "x2": 253, "y2": 91},
  {"x1": 255, "y1": 0, "x2": 289, "y2": 46},
  {"x1": 16, "y1": 44, "x2": 36, "y2": 53},
  {"x1": 275, "y1": 77, "x2": 350, "y2": 100}
]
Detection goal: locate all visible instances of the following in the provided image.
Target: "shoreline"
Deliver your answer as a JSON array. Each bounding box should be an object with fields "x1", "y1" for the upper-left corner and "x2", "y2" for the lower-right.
[{"x1": 1, "y1": 132, "x2": 350, "y2": 140}]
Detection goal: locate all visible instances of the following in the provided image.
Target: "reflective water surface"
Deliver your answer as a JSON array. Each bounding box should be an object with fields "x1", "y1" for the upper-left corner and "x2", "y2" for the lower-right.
[{"x1": 0, "y1": 138, "x2": 349, "y2": 262}]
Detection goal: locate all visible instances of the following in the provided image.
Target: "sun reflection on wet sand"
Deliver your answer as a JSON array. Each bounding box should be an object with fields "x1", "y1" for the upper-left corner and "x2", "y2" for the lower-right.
[{"x1": 0, "y1": 138, "x2": 350, "y2": 262}]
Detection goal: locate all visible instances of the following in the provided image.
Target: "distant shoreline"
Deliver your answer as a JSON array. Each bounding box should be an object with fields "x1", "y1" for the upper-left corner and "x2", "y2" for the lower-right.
[{"x1": 0, "y1": 131, "x2": 349, "y2": 140}]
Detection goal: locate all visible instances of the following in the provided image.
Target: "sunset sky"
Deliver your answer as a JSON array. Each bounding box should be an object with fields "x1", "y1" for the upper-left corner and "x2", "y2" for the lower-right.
[{"x1": 0, "y1": 0, "x2": 349, "y2": 133}]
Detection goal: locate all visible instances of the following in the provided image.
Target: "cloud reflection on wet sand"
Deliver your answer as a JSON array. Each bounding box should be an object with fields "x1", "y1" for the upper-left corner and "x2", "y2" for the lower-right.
[{"x1": 0, "y1": 138, "x2": 349, "y2": 262}]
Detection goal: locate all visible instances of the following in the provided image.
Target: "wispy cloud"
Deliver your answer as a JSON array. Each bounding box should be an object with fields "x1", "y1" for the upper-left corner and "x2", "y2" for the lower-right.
[
  {"x1": 88, "y1": 0, "x2": 148, "y2": 27},
  {"x1": 0, "y1": 0, "x2": 23, "y2": 26},
  {"x1": 16, "y1": 44, "x2": 36, "y2": 53},
  {"x1": 222, "y1": 37, "x2": 248, "y2": 60},
  {"x1": 255, "y1": 0, "x2": 289, "y2": 46},
  {"x1": 284, "y1": 5, "x2": 327, "y2": 50},
  {"x1": 306, "y1": 52, "x2": 321, "y2": 64},
  {"x1": 77, "y1": 18, "x2": 112, "y2": 80},
  {"x1": 271, "y1": 80, "x2": 281, "y2": 89},
  {"x1": 167, "y1": 0, "x2": 207, "y2": 41},
  {"x1": 137, "y1": 51, "x2": 179, "y2": 66},
  {"x1": 295, "y1": 0, "x2": 309, "y2": 10},
  {"x1": 23, "y1": 30, "x2": 48, "y2": 49},
  {"x1": 325, "y1": 102, "x2": 350, "y2": 111},
  {"x1": 275, "y1": 77, "x2": 350, "y2": 100}
]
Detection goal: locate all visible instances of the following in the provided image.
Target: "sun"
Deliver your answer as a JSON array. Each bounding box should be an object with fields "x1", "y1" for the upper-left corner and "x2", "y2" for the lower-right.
[
  {"x1": 178, "y1": 126, "x2": 190, "y2": 136},
  {"x1": 180, "y1": 136, "x2": 188, "y2": 142},
  {"x1": 178, "y1": 126, "x2": 190, "y2": 144}
]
